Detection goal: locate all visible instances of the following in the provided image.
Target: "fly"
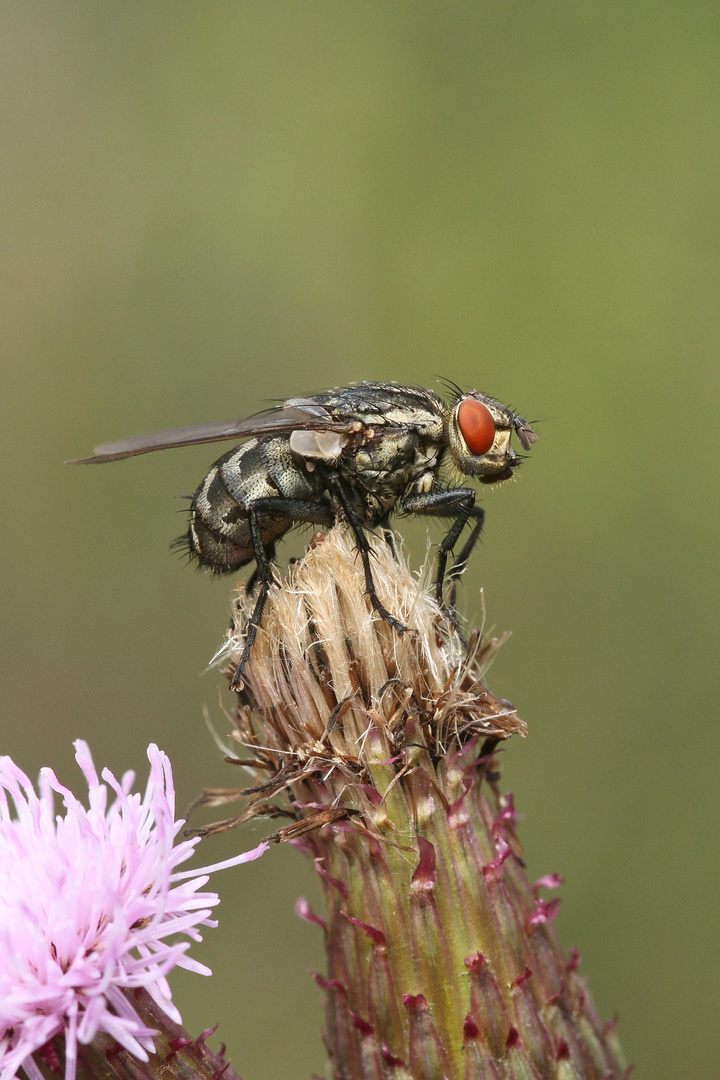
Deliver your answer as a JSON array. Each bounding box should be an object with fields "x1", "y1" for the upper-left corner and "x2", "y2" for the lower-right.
[{"x1": 69, "y1": 382, "x2": 537, "y2": 690}]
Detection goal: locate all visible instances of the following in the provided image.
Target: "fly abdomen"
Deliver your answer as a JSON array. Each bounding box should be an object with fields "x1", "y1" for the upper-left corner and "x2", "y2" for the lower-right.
[
  {"x1": 221, "y1": 435, "x2": 316, "y2": 504},
  {"x1": 183, "y1": 458, "x2": 251, "y2": 573},
  {"x1": 184, "y1": 436, "x2": 313, "y2": 574},
  {"x1": 187, "y1": 506, "x2": 252, "y2": 573}
]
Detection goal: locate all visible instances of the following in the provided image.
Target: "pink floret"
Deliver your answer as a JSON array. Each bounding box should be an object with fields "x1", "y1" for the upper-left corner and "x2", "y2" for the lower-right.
[{"x1": 0, "y1": 742, "x2": 266, "y2": 1080}]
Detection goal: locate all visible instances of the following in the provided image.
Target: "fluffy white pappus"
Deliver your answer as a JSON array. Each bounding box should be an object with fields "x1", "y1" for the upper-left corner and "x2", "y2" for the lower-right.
[{"x1": 0, "y1": 741, "x2": 267, "y2": 1080}]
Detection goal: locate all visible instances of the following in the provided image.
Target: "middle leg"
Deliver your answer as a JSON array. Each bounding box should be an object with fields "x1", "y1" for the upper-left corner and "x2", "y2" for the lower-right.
[{"x1": 328, "y1": 476, "x2": 409, "y2": 635}]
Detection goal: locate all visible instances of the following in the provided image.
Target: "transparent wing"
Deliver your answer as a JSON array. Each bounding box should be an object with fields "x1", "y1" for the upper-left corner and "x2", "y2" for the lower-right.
[{"x1": 67, "y1": 401, "x2": 355, "y2": 464}]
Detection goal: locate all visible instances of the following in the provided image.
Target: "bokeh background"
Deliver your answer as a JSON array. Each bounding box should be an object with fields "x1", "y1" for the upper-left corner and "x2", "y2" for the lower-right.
[{"x1": 2, "y1": 4, "x2": 718, "y2": 1077}]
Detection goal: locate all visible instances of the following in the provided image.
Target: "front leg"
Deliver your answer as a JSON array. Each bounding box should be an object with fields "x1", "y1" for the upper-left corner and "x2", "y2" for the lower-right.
[
  {"x1": 445, "y1": 504, "x2": 485, "y2": 607},
  {"x1": 402, "y1": 487, "x2": 482, "y2": 622},
  {"x1": 328, "y1": 476, "x2": 409, "y2": 636}
]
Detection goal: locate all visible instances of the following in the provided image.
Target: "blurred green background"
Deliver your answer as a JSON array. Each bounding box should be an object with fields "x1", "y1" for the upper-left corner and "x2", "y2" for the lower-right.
[{"x1": 2, "y1": 3, "x2": 718, "y2": 1077}]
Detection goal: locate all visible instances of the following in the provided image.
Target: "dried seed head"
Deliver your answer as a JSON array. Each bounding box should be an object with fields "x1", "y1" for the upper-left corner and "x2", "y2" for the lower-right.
[
  {"x1": 214, "y1": 527, "x2": 627, "y2": 1080},
  {"x1": 221, "y1": 526, "x2": 524, "y2": 829}
]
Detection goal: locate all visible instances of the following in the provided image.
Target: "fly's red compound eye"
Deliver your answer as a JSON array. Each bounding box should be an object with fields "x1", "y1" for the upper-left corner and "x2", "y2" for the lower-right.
[{"x1": 457, "y1": 398, "x2": 496, "y2": 456}]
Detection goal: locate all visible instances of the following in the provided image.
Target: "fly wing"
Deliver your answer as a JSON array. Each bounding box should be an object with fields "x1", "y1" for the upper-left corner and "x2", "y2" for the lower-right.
[{"x1": 67, "y1": 401, "x2": 356, "y2": 464}]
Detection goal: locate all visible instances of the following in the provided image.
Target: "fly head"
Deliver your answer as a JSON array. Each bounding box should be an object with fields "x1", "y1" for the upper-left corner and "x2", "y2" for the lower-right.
[{"x1": 446, "y1": 390, "x2": 537, "y2": 485}]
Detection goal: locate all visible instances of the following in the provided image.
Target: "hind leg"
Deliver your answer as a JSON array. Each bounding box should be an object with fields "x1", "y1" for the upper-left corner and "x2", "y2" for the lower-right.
[{"x1": 228, "y1": 498, "x2": 334, "y2": 691}]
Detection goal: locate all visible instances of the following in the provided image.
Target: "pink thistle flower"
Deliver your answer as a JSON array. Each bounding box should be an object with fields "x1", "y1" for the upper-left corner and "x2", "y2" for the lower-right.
[{"x1": 0, "y1": 741, "x2": 267, "y2": 1080}]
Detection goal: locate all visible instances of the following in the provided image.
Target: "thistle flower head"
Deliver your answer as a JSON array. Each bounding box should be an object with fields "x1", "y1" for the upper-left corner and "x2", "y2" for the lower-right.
[
  {"x1": 222, "y1": 526, "x2": 524, "y2": 818},
  {"x1": 218, "y1": 527, "x2": 628, "y2": 1079},
  {"x1": 0, "y1": 741, "x2": 266, "y2": 1080}
]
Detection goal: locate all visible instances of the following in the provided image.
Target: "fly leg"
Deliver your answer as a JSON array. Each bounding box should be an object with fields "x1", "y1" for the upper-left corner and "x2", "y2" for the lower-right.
[
  {"x1": 229, "y1": 508, "x2": 273, "y2": 691},
  {"x1": 229, "y1": 498, "x2": 334, "y2": 691},
  {"x1": 245, "y1": 542, "x2": 276, "y2": 594},
  {"x1": 228, "y1": 541, "x2": 274, "y2": 638},
  {"x1": 377, "y1": 512, "x2": 397, "y2": 557},
  {"x1": 445, "y1": 505, "x2": 485, "y2": 608},
  {"x1": 401, "y1": 487, "x2": 478, "y2": 630},
  {"x1": 328, "y1": 476, "x2": 409, "y2": 636}
]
